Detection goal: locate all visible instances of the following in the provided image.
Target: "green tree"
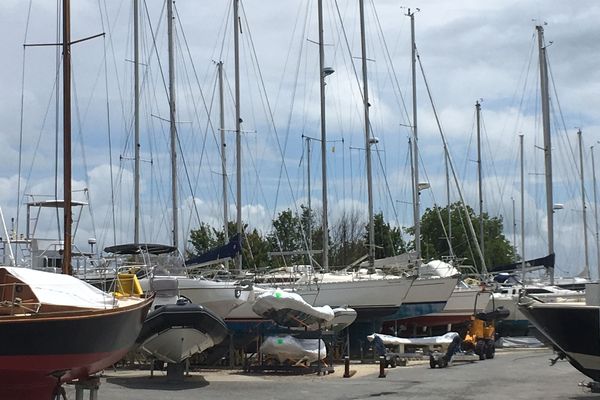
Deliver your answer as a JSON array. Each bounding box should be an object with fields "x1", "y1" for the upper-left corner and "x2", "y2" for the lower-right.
[
  {"x1": 364, "y1": 212, "x2": 406, "y2": 259},
  {"x1": 188, "y1": 222, "x2": 220, "y2": 256},
  {"x1": 413, "y1": 202, "x2": 515, "y2": 272},
  {"x1": 242, "y1": 228, "x2": 270, "y2": 271},
  {"x1": 330, "y1": 209, "x2": 366, "y2": 267}
]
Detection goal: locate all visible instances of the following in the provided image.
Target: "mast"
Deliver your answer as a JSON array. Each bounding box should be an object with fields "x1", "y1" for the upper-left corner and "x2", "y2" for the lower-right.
[
  {"x1": 536, "y1": 25, "x2": 554, "y2": 284},
  {"x1": 234, "y1": 0, "x2": 242, "y2": 273},
  {"x1": 520, "y1": 134, "x2": 525, "y2": 279},
  {"x1": 476, "y1": 100, "x2": 484, "y2": 263},
  {"x1": 445, "y1": 147, "x2": 454, "y2": 257},
  {"x1": 218, "y1": 61, "x2": 228, "y2": 265},
  {"x1": 408, "y1": 8, "x2": 420, "y2": 267},
  {"x1": 578, "y1": 129, "x2": 589, "y2": 278},
  {"x1": 511, "y1": 197, "x2": 516, "y2": 259},
  {"x1": 592, "y1": 146, "x2": 600, "y2": 279},
  {"x1": 358, "y1": 0, "x2": 374, "y2": 268},
  {"x1": 318, "y1": 0, "x2": 329, "y2": 271},
  {"x1": 167, "y1": 0, "x2": 178, "y2": 249},
  {"x1": 133, "y1": 0, "x2": 140, "y2": 244},
  {"x1": 62, "y1": 0, "x2": 72, "y2": 275},
  {"x1": 306, "y1": 137, "x2": 312, "y2": 254}
]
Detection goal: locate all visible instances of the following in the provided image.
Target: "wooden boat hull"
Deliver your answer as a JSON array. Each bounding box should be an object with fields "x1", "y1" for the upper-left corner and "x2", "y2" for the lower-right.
[{"x1": 0, "y1": 297, "x2": 153, "y2": 399}]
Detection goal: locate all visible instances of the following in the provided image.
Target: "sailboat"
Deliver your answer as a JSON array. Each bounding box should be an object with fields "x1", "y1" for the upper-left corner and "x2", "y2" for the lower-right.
[
  {"x1": 254, "y1": 0, "x2": 415, "y2": 323},
  {"x1": 0, "y1": 266, "x2": 152, "y2": 398},
  {"x1": 517, "y1": 25, "x2": 600, "y2": 387},
  {"x1": 112, "y1": 0, "x2": 236, "y2": 369},
  {"x1": 0, "y1": 1, "x2": 153, "y2": 398}
]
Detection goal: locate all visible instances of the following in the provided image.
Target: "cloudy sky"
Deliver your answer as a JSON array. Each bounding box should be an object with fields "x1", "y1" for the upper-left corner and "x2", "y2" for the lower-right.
[{"x1": 0, "y1": 0, "x2": 599, "y2": 278}]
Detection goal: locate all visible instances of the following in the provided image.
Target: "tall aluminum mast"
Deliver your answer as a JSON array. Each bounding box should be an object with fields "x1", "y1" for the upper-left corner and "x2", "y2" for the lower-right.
[
  {"x1": 408, "y1": 9, "x2": 420, "y2": 267},
  {"x1": 476, "y1": 101, "x2": 484, "y2": 264},
  {"x1": 359, "y1": 0, "x2": 374, "y2": 268},
  {"x1": 62, "y1": 0, "x2": 73, "y2": 275},
  {"x1": 318, "y1": 0, "x2": 329, "y2": 271},
  {"x1": 234, "y1": 0, "x2": 242, "y2": 273},
  {"x1": 591, "y1": 146, "x2": 600, "y2": 279},
  {"x1": 536, "y1": 25, "x2": 554, "y2": 284},
  {"x1": 167, "y1": 0, "x2": 178, "y2": 249},
  {"x1": 134, "y1": 0, "x2": 140, "y2": 244},
  {"x1": 218, "y1": 61, "x2": 228, "y2": 269},
  {"x1": 520, "y1": 134, "x2": 525, "y2": 279},
  {"x1": 578, "y1": 129, "x2": 589, "y2": 278}
]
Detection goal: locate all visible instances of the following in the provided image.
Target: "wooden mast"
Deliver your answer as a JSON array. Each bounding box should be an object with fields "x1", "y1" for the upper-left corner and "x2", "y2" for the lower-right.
[{"x1": 62, "y1": 0, "x2": 72, "y2": 275}]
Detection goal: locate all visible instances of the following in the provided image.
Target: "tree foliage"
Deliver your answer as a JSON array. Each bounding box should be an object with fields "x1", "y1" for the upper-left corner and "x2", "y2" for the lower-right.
[
  {"x1": 415, "y1": 202, "x2": 515, "y2": 272},
  {"x1": 187, "y1": 202, "x2": 515, "y2": 274}
]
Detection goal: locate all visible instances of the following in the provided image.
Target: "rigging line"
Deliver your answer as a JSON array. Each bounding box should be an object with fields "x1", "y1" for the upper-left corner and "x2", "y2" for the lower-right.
[
  {"x1": 142, "y1": 0, "x2": 179, "y2": 238},
  {"x1": 173, "y1": 5, "x2": 213, "y2": 230},
  {"x1": 238, "y1": 4, "x2": 302, "y2": 216},
  {"x1": 455, "y1": 200, "x2": 477, "y2": 267},
  {"x1": 55, "y1": 0, "x2": 61, "y2": 240},
  {"x1": 16, "y1": 0, "x2": 33, "y2": 243},
  {"x1": 22, "y1": 62, "x2": 62, "y2": 212},
  {"x1": 123, "y1": 0, "x2": 166, "y2": 158},
  {"x1": 372, "y1": 142, "x2": 401, "y2": 233},
  {"x1": 217, "y1": 1, "x2": 232, "y2": 63},
  {"x1": 505, "y1": 32, "x2": 536, "y2": 147},
  {"x1": 96, "y1": 0, "x2": 116, "y2": 245},
  {"x1": 547, "y1": 53, "x2": 580, "y2": 189},
  {"x1": 238, "y1": 3, "x2": 310, "y2": 261},
  {"x1": 333, "y1": 0, "x2": 365, "y2": 112},
  {"x1": 269, "y1": 0, "x2": 309, "y2": 239},
  {"x1": 480, "y1": 111, "x2": 504, "y2": 214},
  {"x1": 71, "y1": 67, "x2": 98, "y2": 241},
  {"x1": 272, "y1": 0, "x2": 309, "y2": 115},
  {"x1": 188, "y1": 66, "x2": 220, "y2": 231},
  {"x1": 417, "y1": 50, "x2": 487, "y2": 273},
  {"x1": 102, "y1": 0, "x2": 130, "y2": 154},
  {"x1": 174, "y1": 6, "x2": 229, "y2": 230},
  {"x1": 371, "y1": 0, "x2": 410, "y2": 125}
]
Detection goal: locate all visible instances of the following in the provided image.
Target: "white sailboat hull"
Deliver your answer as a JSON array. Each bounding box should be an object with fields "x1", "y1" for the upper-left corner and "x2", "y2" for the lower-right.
[
  {"x1": 176, "y1": 278, "x2": 251, "y2": 319},
  {"x1": 275, "y1": 276, "x2": 414, "y2": 319}
]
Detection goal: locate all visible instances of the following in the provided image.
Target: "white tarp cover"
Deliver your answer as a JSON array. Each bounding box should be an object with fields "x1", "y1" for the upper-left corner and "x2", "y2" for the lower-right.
[
  {"x1": 419, "y1": 260, "x2": 460, "y2": 278},
  {"x1": 2, "y1": 267, "x2": 117, "y2": 309},
  {"x1": 367, "y1": 332, "x2": 460, "y2": 346},
  {"x1": 260, "y1": 335, "x2": 327, "y2": 363},
  {"x1": 252, "y1": 289, "x2": 335, "y2": 323},
  {"x1": 496, "y1": 336, "x2": 545, "y2": 348}
]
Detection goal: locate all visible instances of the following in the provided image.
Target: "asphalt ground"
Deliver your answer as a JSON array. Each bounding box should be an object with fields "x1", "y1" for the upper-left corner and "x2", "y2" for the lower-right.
[{"x1": 64, "y1": 348, "x2": 599, "y2": 400}]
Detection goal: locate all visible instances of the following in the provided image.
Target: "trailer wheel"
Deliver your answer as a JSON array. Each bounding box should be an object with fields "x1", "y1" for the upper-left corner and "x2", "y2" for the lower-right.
[
  {"x1": 439, "y1": 357, "x2": 448, "y2": 368},
  {"x1": 475, "y1": 340, "x2": 486, "y2": 360},
  {"x1": 485, "y1": 340, "x2": 495, "y2": 359},
  {"x1": 429, "y1": 355, "x2": 437, "y2": 369}
]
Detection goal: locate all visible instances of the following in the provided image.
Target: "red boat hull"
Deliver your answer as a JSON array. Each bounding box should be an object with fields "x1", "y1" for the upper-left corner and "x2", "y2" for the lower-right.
[{"x1": 0, "y1": 297, "x2": 153, "y2": 400}]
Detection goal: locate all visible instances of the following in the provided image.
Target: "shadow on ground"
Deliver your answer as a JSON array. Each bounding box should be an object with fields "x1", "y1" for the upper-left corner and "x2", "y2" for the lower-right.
[{"x1": 106, "y1": 375, "x2": 210, "y2": 391}]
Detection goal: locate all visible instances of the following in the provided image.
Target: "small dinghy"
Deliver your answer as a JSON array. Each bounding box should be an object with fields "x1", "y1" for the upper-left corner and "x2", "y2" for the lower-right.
[
  {"x1": 260, "y1": 335, "x2": 327, "y2": 365},
  {"x1": 252, "y1": 289, "x2": 335, "y2": 328},
  {"x1": 367, "y1": 332, "x2": 460, "y2": 347},
  {"x1": 135, "y1": 277, "x2": 229, "y2": 364},
  {"x1": 329, "y1": 307, "x2": 357, "y2": 331}
]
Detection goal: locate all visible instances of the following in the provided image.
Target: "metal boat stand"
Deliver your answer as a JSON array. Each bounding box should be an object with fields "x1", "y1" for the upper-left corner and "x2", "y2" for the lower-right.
[
  {"x1": 245, "y1": 327, "x2": 336, "y2": 375},
  {"x1": 73, "y1": 376, "x2": 100, "y2": 400}
]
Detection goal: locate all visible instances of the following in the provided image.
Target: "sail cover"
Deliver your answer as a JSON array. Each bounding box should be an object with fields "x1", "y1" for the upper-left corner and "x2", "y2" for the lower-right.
[
  {"x1": 490, "y1": 253, "x2": 555, "y2": 273},
  {"x1": 1, "y1": 267, "x2": 117, "y2": 309},
  {"x1": 186, "y1": 234, "x2": 242, "y2": 267}
]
